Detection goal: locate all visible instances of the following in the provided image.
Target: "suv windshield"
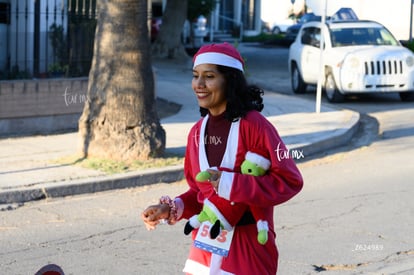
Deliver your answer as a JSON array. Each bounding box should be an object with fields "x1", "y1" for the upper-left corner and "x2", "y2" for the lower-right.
[{"x1": 330, "y1": 27, "x2": 399, "y2": 47}]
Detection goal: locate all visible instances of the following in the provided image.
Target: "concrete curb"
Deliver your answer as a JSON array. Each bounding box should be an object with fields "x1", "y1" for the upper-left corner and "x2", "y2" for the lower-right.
[
  {"x1": 295, "y1": 110, "x2": 360, "y2": 157},
  {"x1": 0, "y1": 165, "x2": 184, "y2": 204}
]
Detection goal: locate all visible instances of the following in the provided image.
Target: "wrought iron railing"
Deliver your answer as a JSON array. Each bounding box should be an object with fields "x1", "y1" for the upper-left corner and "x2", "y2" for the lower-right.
[{"x1": 0, "y1": 0, "x2": 96, "y2": 80}]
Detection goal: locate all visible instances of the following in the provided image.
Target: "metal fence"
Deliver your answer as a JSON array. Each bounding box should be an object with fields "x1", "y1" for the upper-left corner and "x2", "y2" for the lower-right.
[{"x1": 0, "y1": 0, "x2": 97, "y2": 80}]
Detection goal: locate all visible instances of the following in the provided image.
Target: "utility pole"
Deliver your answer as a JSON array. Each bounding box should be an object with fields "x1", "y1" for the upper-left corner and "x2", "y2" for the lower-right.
[
  {"x1": 315, "y1": 0, "x2": 327, "y2": 113},
  {"x1": 410, "y1": 0, "x2": 413, "y2": 42}
]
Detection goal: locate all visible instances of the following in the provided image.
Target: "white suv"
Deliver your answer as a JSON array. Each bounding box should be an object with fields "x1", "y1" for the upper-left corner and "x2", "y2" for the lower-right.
[{"x1": 288, "y1": 20, "x2": 414, "y2": 102}]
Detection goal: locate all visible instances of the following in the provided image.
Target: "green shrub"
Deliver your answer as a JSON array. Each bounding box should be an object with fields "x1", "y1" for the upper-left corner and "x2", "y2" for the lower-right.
[
  {"x1": 406, "y1": 40, "x2": 414, "y2": 53},
  {"x1": 243, "y1": 33, "x2": 283, "y2": 43}
]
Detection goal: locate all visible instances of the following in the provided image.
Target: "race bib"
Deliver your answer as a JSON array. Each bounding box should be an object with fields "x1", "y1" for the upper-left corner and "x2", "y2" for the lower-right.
[{"x1": 194, "y1": 221, "x2": 234, "y2": 257}]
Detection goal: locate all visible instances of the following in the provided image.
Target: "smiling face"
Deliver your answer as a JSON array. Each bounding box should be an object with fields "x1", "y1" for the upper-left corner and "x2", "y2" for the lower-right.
[{"x1": 192, "y1": 64, "x2": 227, "y2": 116}]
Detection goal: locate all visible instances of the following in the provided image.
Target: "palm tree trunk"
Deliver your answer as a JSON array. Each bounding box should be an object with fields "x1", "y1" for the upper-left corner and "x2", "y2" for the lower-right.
[
  {"x1": 151, "y1": 0, "x2": 189, "y2": 60},
  {"x1": 79, "y1": 0, "x2": 165, "y2": 161}
]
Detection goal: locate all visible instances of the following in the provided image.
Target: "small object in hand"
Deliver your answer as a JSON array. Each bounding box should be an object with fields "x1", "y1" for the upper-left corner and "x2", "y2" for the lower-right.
[
  {"x1": 209, "y1": 173, "x2": 218, "y2": 182},
  {"x1": 196, "y1": 171, "x2": 211, "y2": 182}
]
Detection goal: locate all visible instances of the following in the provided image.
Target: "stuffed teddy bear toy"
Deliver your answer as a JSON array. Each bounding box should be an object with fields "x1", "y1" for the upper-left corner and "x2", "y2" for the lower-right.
[{"x1": 184, "y1": 151, "x2": 271, "y2": 245}]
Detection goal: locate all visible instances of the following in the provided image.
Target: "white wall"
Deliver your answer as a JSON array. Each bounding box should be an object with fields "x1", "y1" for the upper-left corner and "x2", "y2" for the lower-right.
[
  {"x1": 0, "y1": 0, "x2": 10, "y2": 71},
  {"x1": 6, "y1": 0, "x2": 67, "y2": 74},
  {"x1": 261, "y1": 0, "x2": 305, "y2": 25}
]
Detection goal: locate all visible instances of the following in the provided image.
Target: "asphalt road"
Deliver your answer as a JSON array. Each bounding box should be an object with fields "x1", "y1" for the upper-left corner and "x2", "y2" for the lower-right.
[{"x1": 1, "y1": 105, "x2": 413, "y2": 274}]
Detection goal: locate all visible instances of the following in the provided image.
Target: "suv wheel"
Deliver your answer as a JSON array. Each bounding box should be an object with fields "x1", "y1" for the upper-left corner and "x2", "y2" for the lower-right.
[
  {"x1": 291, "y1": 63, "x2": 307, "y2": 94},
  {"x1": 325, "y1": 72, "x2": 344, "y2": 103},
  {"x1": 399, "y1": 92, "x2": 414, "y2": 102}
]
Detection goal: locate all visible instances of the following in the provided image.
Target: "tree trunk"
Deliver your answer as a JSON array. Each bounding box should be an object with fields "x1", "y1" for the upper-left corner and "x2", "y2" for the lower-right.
[
  {"x1": 151, "y1": 0, "x2": 189, "y2": 61},
  {"x1": 78, "y1": 0, "x2": 165, "y2": 161}
]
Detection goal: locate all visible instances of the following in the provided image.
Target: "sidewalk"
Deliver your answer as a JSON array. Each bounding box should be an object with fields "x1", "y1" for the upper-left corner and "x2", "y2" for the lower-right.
[{"x1": 0, "y1": 43, "x2": 360, "y2": 204}]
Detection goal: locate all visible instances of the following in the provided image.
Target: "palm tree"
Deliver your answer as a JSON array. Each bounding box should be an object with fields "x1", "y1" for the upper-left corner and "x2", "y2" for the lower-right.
[
  {"x1": 151, "y1": 0, "x2": 189, "y2": 60},
  {"x1": 79, "y1": 0, "x2": 165, "y2": 161}
]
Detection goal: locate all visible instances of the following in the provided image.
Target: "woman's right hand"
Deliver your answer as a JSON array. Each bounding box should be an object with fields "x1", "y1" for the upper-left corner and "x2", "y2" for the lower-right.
[{"x1": 141, "y1": 203, "x2": 170, "y2": 230}]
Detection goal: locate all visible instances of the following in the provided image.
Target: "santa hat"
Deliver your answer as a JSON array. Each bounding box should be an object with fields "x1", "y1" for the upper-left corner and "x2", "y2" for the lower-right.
[
  {"x1": 193, "y1": 42, "x2": 244, "y2": 72},
  {"x1": 245, "y1": 150, "x2": 271, "y2": 170}
]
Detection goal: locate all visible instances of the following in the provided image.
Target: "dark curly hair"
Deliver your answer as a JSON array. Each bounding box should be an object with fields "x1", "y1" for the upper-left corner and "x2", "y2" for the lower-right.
[{"x1": 199, "y1": 65, "x2": 264, "y2": 122}]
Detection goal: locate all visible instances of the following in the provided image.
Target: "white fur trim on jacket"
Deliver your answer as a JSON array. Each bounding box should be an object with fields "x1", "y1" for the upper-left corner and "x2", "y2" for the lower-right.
[
  {"x1": 256, "y1": 220, "x2": 269, "y2": 231},
  {"x1": 183, "y1": 259, "x2": 210, "y2": 275},
  {"x1": 245, "y1": 151, "x2": 271, "y2": 170},
  {"x1": 218, "y1": 171, "x2": 234, "y2": 200}
]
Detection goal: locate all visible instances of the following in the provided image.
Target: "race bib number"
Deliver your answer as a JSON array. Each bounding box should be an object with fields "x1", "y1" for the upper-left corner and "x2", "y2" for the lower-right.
[{"x1": 194, "y1": 221, "x2": 234, "y2": 257}]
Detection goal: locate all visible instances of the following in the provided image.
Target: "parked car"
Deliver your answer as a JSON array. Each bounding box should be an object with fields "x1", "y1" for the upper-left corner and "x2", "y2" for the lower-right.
[
  {"x1": 263, "y1": 18, "x2": 296, "y2": 35},
  {"x1": 285, "y1": 8, "x2": 359, "y2": 45},
  {"x1": 284, "y1": 13, "x2": 321, "y2": 44},
  {"x1": 330, "y1": 7, "x2": 359, "y2": 21},
  {"x1": 288, "y1": 20, "x2": 414, "y2": 102}
]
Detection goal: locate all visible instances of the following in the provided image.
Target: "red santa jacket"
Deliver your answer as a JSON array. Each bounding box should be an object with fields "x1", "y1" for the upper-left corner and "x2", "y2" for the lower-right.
[{"x1": 178, "y1": 110, "x2": 303, "y2": 274}]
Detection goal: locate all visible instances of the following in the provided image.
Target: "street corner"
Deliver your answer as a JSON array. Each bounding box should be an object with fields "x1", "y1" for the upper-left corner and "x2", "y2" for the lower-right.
[{"x1": 270, "y1": 108, "x2": 361, "y2": 160}]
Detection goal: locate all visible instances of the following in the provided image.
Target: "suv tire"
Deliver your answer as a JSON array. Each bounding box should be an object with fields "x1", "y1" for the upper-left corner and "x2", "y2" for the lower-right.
[
  {"x1": 324, "y1": 72, "x2": 344, "y2": 103},
  {"x1": 291, "y1": 63, "x2": 307, "y2": 94},
  {"x1": 399, "y1": 92, "x2": 414, "y2": 102}
]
